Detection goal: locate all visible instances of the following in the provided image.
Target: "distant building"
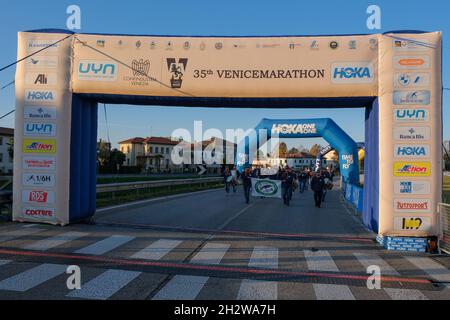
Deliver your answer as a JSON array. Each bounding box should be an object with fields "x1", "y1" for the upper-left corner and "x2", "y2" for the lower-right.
[
  {"x1": 265, "y1": 151, "x2": 337, "y2": 171},
  {"x1": 0, "y1": 127, "x2": 14, "y2": 174}
]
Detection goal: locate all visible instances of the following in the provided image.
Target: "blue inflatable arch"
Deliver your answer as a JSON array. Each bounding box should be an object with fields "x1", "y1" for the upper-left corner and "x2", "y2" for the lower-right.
[{"x1": 236, "y1": 118, "x2": 360, "y2": 184}]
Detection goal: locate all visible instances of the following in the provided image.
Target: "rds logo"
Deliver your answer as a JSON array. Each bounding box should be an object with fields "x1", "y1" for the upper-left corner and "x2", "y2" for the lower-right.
[
  {"x1": 331, "y1": 62, "x2": 374, "y2": 84},
  {"x1": 78, "y1": 60, "x2": 117, "y2": 81}
]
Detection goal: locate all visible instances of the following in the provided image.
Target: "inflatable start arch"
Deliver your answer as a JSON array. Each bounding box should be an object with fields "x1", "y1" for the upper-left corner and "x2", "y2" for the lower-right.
[{"x1": 14, "y1": 30, "x2": 442, "y2": 246}]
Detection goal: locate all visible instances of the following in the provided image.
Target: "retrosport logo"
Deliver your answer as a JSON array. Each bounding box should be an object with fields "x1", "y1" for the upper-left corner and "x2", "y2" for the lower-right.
[
  {"x1": 331, "y1": 62, "x2": 374, "y2": 84},
  {"x1": 22, "y1": 139, "x2": 56, "y2": 154},
  {"x1": 393, "y1": 161, "x2": 431, "y2": 177}
]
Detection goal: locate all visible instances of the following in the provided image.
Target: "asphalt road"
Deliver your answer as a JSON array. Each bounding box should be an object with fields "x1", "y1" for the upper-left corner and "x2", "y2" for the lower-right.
[{"x1": 0, "y1": 186, "x2": 449, "y2": 300}]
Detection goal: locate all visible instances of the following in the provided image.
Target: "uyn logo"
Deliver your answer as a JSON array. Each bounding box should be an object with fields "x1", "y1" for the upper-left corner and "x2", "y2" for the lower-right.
[
  {"x1": 331, "y1": 62, "x2": 374, "y2": 83},
  {"x1": 167, "y1": 58, "x2": 188, "y2": 88},
  {"x1": 394, "y1": 109, "x2": 427, "y2": 122},
  {"x1": 78, "y1": 61, "x2": 117, "y2": 81},
  {"x1": 24, "y1": 123, "x2": 56, "y2": 137}
]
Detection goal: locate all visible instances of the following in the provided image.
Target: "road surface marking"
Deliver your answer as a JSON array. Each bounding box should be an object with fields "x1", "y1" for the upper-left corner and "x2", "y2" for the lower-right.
[
  {"x1": 237, "y1": 246, "x2": 279, "y2": 300},
  {"x1": 153, "y1": 242, "x2": 229, "y2": 300},
  {"x1": 384, "y1": 288, "x2": 428, "y2": 300},
  {"x1": 405, "y1": 256, "x2": 450, "y2": 285},
  {"x1": 0, "y1": 260, "x2": 11, "y2": 267},
  {"x1": 313, "y1": 283, "x2": 355, "y2": 300},
  {"x1": 22, "y1": 224, "x2": 38, "y2": 228},
  {"x1": 152, "y1": 275, "x2": 210, "y2": 300},
  {"x1": 304, "y1": 249, "x2": 339, "y2": 272},
  {"x1": 74, "y1": 235, "x2": 135, "y2": 255},
  {"x1": 0, "y1": 228, "x2": 43, "y2": 244},
  {"x1": 305, "y1": 250, "x2": 355, "y2": 300},
  {"x1": 0, "y1": 263, "x2": 66, "y2": 292},
  {"x1": 353, "y1": 252, "x2": 399, "y2": 275},
  {"x1": 191, "y1": 243, "x2": 230, "y2": 265},
  {"x1": 22, "y1": 231, "x2": 88, "y2": 251},
  {"x1": 67, "y1": 269, "x2": 141, "y2": 300},
  {"x1": 131, "y1": 239, "x2": 182, "y2": 260}
]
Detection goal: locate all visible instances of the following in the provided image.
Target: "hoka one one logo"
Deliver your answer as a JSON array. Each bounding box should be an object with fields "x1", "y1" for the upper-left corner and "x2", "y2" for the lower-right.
[{"x1": 333, "y1": 66, "x2": 371, "y2": 79}]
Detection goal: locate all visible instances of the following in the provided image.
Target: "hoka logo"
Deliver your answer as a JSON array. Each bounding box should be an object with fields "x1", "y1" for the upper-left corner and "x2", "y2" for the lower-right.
[
  {"x1": 333, "y1": 67, "x2": 371, "y2": 79},
  {"x1": 331, "y1": 62, "x2": 374, "y2": 83},
  {"x1": 26, "y1": 91, "x2": 55, "y2": 101},
  {"x1": 396, "y1": 146, "x2": 426, "y2": 156}
]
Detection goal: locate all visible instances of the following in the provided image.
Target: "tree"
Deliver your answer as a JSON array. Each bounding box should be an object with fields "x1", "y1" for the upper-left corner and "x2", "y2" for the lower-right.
[
  {"x1": 6, "y1": 137, "x2": 13, "y2": 160},
  {"x1": 309, "y1": 144, "x2": 322, "y2": 157},
  {"x1": 288, "y1": 147, "x2": 299, "y2": 155},
  {"x1": 278, "y1": 142, "x2": 287, "y2": 158},
  {"x1": 110, "y1": 148, "x2": 126, "y2": 168},
  {"x1": 97, "y1": 140, "x2": 111, "y2": 166}
]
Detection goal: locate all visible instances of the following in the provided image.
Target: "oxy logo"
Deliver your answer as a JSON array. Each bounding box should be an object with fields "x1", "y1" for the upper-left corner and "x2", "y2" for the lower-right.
[
  {"x1": 25, "y1": 90, "x2": 57, "y2": 103},
  {"x1": 393, "y1": 126, "x2": 430, "y2": 141},
  {"x1": 394, "y1": 73, "x2": 430, "y2": 87},
  {"x1": 394, "y1": 144, "x2": 429, "y2": 158},
  {"x1": 25, "y1": 73, "x2": 57, "y2": 86},
  {"x1": 394, "y1": 216, "x2": 431, "y2": 232},
  {"x1": 393, "y1": 55, "x2": 430, "y2": 69},
  {"x1": 24, "y1": 106, "x2": 56, "y2": 120},
  {"x1": 394, "y1": 180, "x2": 430, "y2": 195},
  {"x1": 26, "y1": 56, "x2": 58, "y2": 69},
  {"x1": 271, "y1": 123, "x2": 317, "y2": 135},
  {"x1": 23, "y1": 156, "x2": 56, "y2": 171},
  {"x1": 78, "y1": 60, "x2": 117, "y2": 81},
  {"x1": 394, "y1": 199, "x2": 431, "y2": 212},
  {"x1": 393, "y1": 90, "x2": 430, "y2": 105},
  {"x1": 331, "y1": 62, "x2": 374, "y2": 84},
  {"x1": 393, "y1": 161, "x2": 431, "y2": 177},
  {"x1": 23, "y1": 173, "x2": 55, "y2": 187},
  {"x1": 22, "y1": 207, "x2": 55, "y2": 219},
  {"x1": 23, "y1": 139, "x2": 56, "y2": 154},
  {"x1": 394, "y1": 109, "x2": 428, "y2": 122},
  {"x1": 26, "y1": 40, "x2": 59, "y2": 53},
  {"x1": 22, "y1": 190, "x2": 55, "y2": 205},
  {"x1": 24, "y1": 122, "x2": 56, "y2": 137}
]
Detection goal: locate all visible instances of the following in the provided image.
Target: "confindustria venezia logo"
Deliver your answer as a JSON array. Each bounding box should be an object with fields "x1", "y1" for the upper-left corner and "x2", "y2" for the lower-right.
[
  {"x1": 167, "y1": 58, "x2": 188, "y2": 89},
  {"x1": 255, "y1": 180, "x2": 278, "y2": 196}
]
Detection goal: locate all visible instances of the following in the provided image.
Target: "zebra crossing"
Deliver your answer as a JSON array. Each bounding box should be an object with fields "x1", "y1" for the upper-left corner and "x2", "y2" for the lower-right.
[{"x1": 0, "y1": 225, "x2": 449, "y2": 300}]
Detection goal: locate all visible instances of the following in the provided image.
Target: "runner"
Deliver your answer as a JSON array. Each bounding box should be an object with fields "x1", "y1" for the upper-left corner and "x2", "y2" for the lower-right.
[
  {"x1": 223, "y1": 167, "x2": 233, "y2": 194},
  {"x1": 241, "y1": 167, "x2": 252, "y2": 204},
  {"x1": 311, "y1": 171, "x2": 325, "y2": 208}
]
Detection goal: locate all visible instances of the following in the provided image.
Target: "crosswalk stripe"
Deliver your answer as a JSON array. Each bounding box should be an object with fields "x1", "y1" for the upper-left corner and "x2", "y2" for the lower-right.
[
  {"x1": 22, "y1": 224, "x2": 38, "y2": 228},
  {"x1": 131, "y1": 239, "x2": 182, "y2": 260},
  {"x1": 305, "y1": 250, "x2": 355, "y2": 300},
  {"x1": 67, "y1": 269, "x2": 141, "y2": 300},
  {"x1": 313, "y1": 283, "x2": 355, "y2": 300},
  {"x1": 384, "y1": 288, "x2": 428, "y2": 300},
  {"x1": 0, "y1": 260, "x2": 11, "y2": 266},
  {"x1": 353, "y1": 252, "x2": 399, "y2": 275},
  {"x1": 22, "y1": 231, "x2": 88, "y2": 251},
  {"x1": 191, "y1": 243, "x2": 230, "y2": 265},
  {"x1": 0, "y1": 228, "x2": 43, "y2": 244},
  {"x1": 405, "y1": 256, "x2": 450, "y2": 284},
  {"x1": 304, "y1": 249, "x2": 339, "y2": 272},
  {"x1": 153, "y1": 242, "x2": 230, "y2": 300},
  {"x1": 152, "y1": 275, "x2": 209, "y2": 300},
  {"x1": 237, "y1": 246, "x2": 279, "y2": 300},
  {"x1": 0, "y1": 264, "x2": 67, "y2": 292},
  {"x1": 74, "y1": 235, "x2": 135, "y2": 255}
]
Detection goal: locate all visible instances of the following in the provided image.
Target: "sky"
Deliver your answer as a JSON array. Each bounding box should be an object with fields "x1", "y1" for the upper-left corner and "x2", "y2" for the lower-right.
[{"x1": 0, "y1": 0, "x2": 449, "y2": 150}]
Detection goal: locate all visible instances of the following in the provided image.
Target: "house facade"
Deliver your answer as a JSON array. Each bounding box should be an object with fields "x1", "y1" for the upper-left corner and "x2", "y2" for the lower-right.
[{"x1": 0, "y1": 127, "x2": 14, "y2": 174}]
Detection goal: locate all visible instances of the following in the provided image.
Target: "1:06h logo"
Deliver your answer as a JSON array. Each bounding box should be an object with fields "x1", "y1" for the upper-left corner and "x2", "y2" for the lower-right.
[
  {"x1": 255, "y1": 180, "x2": 278, "y2": 196},
  {"x1": 167, "y1": 58, "x2": 188, "y2": 88}
]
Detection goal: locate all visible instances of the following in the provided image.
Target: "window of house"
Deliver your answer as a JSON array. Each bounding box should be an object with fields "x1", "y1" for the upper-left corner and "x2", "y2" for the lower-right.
[
  {"x1": 155, "y1": 147, "x2": 159, "y2": 153},
  {"x1": 0, "y1": 137, "x2": 3, "y2": 145},
  {"x1": 127, "y1": 146, "x2": 130, "y2": 153},
  {"x1": 166, "y1": 147, "x2": 169, "y2": 154},
  {"x1": 0, "y1": 153, "x2": 3, "y2": 163}
]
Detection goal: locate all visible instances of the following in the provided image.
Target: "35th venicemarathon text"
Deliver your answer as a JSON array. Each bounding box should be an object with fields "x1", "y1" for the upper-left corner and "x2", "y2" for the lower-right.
[{"x1": 193, "y1": 69, "x2": 325, "y2": 79}]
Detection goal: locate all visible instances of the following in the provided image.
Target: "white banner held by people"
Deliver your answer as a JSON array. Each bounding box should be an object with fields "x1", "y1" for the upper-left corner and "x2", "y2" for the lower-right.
[{"x1": 251, "y1": 178, "x2": 281, "y2": 198}]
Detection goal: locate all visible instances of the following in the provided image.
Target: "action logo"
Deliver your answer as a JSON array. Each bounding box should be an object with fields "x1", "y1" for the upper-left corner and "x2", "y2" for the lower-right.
[
  {"x1": 393, "y1": 161, "x2": 431, "y2": 177},
  {"x1": 23, "y1": 139, "x2": 56, "y2": 154}
]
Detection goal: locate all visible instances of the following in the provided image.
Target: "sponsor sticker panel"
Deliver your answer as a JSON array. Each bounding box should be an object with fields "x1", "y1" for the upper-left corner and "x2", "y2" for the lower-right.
[
  {"x1": 23, "y1": 156, "x2": 56, "y2": 171},
  {"x1": 394, "y1": 144, "x2": 430, "y2": 158},
  {"x1": 331, "y1": 62, "x2": 374, "y2": 84},
  {"x1": 22, "y1": 190, "x2": 55, "y2": 205},
  {"x1": 394, "y1": 72, "x2": 430, "y2": 88},
  {"x1": 22, "y1": 139, "x2": 57, "y2": 154},
  {"x1": 393, "y1": 161, "x2": 431, "y2": 177},
  {"x1": 25, "y1": 73, "x2": 57, "y2": 86},
  {"x1": 393, "y1": 108, "x2": 429, "y2": 122},
  {"x1": 26, "y1": 56, "x2": 58, "y2": 69},
  {"x1": 25, "y1": 89, "x2": 57, "y2": 104},
  {"x1": 22, "y1": 173, "x2": 55, "y2": 187},
  {"x1": 394, "y1": 198, "x2": 431, "y2": 213},
  {"x1": 26, "y1": 40, "x2": 59, "y2": 53},
  {"x1": 393, "y1": 126, "x2": 430, "y2": 141},
  {"x1": 23, "y1": 122, "x2": 56, "y2": 137},
  {"x1": 393, "y1": 90, "x2": 430, "y2": 105},
  {"x1": 22, "y1": 207, "x2": 56, "y2": 220},
  {"x1": 393, "y1": 55, "x2": 430, "y2": 69},
  {"x1": 394, "y1": 180, "x2": 431, "y2": 195},
  {"x1": 24, "y1": 106, "x2": 57, "y2": 120},
  {"x1": 393, "y1": 216, "x2": 432, "y2": 232},
  {"x1": 77, "y1": 60, "x2": 118, "y2": 81}
]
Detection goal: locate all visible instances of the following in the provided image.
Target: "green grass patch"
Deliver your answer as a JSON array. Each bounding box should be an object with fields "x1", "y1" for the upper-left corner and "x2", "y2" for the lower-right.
[
  {"x1": 96, "y1": 182, "x2": 223, "y2": 208},
  {"x1": 444, "y1": 175, "x2": 450, "y2": 204}
]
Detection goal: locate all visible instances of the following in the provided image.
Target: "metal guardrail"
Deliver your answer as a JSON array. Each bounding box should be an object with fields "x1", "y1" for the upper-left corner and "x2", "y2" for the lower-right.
[
  {"x1": 96, "y1": 177, "x2": 223, "y2": 194},
  {"x1": 439, "y1": 202, "x2": 450, "y2": 254}
]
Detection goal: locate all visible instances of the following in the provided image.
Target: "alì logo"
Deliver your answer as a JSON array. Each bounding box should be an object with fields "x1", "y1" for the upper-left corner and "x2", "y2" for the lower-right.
[
  {"x1": 25, "y1": 90, "x2": 56, "y2": 103},
  {"x1": 78, "y1": 60, "x2": 117, "y2": 81},
  {"x1": 394, "y1": 109, "x2": 428, "y2": 122},
  {"x1": 23, "y1": 139, "x2": 56, "y2": 154},
  {"x1": 255, "y1": 180, "x2": 278, "y2": 196},
  {"x1": 331, "y1": 62, "x2": 374, "y2": 83},
  {"x1": 393, "y1": 161, "x2": 431, "y2": 177},
  {"x1": 24, "y1": 123, "x2": 56, "y2": 137},
  {"x1": 271, "y1": 123, "x2": 317, "y2": 135},
  {"x1": 394, "y1": 144, "x2": 429, "y2": 157}
]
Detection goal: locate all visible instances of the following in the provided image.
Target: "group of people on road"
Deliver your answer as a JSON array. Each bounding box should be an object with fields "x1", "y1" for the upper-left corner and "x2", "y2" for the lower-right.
[{"x1": 223, "y1": 165, "x2": 334, "y2": 208}]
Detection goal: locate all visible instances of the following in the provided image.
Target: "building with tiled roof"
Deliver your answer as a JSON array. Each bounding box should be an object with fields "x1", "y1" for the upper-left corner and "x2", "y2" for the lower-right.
[{"x1": 0, "y1": 127, "x2": 14, "y2": 174}]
